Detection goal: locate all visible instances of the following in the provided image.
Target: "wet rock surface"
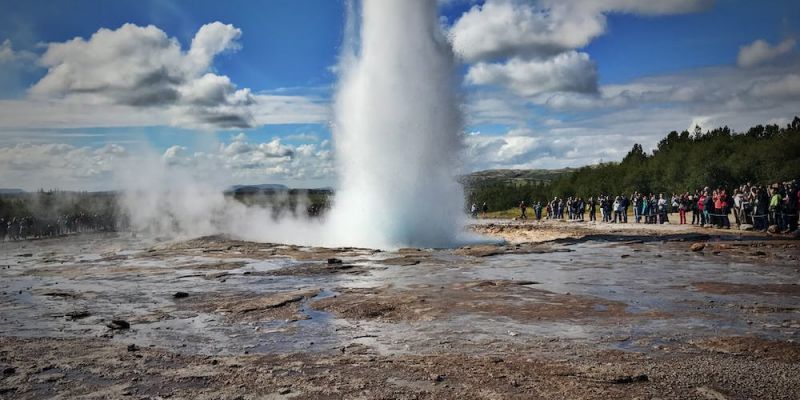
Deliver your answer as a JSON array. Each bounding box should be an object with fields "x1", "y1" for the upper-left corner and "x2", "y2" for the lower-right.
[
  {"x1": 312, "y1": 280, "x2": 635, "y2": 323},
  {"x1": 1, "y1": 225, "x2": 799, "y2": 399}
]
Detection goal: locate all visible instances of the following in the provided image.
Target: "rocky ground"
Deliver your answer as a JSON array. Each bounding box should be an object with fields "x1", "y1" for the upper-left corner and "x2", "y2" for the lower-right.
[{"x1": 0, "y1": 221, "x2": 798, "y2": 399}]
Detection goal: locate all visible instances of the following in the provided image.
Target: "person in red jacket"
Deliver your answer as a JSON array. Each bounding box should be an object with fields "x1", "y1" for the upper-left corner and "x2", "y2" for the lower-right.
[
  {"x1": 697, "y1": 193, "x2": 706, "y2": 226},
  {"x1": 714, "y1": 188, "x2": 729, "y2": 228}
]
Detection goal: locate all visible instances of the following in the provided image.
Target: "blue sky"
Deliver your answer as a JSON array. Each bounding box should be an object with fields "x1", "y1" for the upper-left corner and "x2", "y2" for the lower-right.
[{"x1": 0, "y1": 0, "x2": 798, "y2": 190}]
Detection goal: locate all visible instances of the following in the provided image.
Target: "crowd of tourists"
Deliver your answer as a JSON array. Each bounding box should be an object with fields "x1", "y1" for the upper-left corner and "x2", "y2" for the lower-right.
[
  {"x1": 510, "y1": 180, "x2": 799, "y2": 233},
  {"x1": 0, "y1": 213, "x2": 117, "y2": 241}
]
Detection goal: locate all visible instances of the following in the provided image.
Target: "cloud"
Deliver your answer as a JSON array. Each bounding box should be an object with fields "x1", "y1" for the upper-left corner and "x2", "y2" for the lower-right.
[
  {"x1": 466, "y1": 51, "x2": 597, "y2": 96},
  {"x1": 451, "y1": 0, "x2": 711, "y2": 103},
  {"x1": 0, "y1": 92, "x2": 329, "y2": 130},
  {"x1": 737, "y1": 38, "x2": 796, "y2": 68},
  {"x1": 0, "y1": 98, "x2": 171, "y2": 129},
  {"x1": 0, "y1": 133, "x2": 336, "y2": 191},
  {"x1": 168, "y1": 133, "x2": 334, "y2": 182},
  {"x1": 250, "y1": 93, "x2": 330, "y2": 125},
  {"x1": 461, "y1": 55, "x2": 800, "y2": 171},
  {"x1": 497, "y1": 57, "x2": 800, "y2": 116},
  {"x1": 450, "y1": 0, "x2": 605, "y2": 62},
  {"x1": 464, "y1": 92, "x2": 531, "y2": 125},
  {"x1": 25, "y1": 22, "x2": 256, "y2": 129},
  {"x1": 0, "y1": 142, "x2": 128, "y2": 190},
  {"x1": 575, "y1": 0, "x2": 714, "y2": 15},
  {"x1": 747, "y1": 73, "x2": 800, "y2": 99},
  {"x1": 0, "y1": 39, "x2": 40, "y2": 96},
  {"x1": 465, "y1": 127, "x2": 638, "y2": 171},
  {"x1": 1, "y1": 23, "x2": 331, "y2": 130},
  {"x1": 0, "y1": 39, "x2": 36, "y2": 64},
  {"x1": 285, "y1": 133, "x2": 320, "y2": 142},
  {"x1": 450, "y1": 0, "x2": 713, "y2": 63}
]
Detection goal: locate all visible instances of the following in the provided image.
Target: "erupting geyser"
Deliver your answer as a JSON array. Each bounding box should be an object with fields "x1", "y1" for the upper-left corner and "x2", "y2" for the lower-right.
[
  {"x1": 117, "y1": 0, "x2": 472, "y2": 250},
  {"x1": 327, "y1": 0, "x2": 467, "y2": 249}
]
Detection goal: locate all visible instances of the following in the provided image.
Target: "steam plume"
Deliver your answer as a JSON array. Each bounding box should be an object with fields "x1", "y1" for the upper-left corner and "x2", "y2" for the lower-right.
[{"x1": 326, "y1": 0, "x2": 467, "y2": 249}]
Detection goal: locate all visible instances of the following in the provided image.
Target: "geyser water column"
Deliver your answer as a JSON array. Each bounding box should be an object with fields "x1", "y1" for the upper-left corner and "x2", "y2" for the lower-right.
[{"x1": 328, "y1": 0, "x2": 466, "y2": 249}]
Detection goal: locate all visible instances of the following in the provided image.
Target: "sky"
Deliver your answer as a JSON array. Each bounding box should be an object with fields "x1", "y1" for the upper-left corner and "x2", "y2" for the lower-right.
[{"x1": 0, "y1": 0, "x2": 798, "y2": 191}]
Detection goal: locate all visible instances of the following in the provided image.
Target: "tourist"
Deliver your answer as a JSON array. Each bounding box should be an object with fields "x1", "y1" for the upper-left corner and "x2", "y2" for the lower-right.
[
  {"x1": 613, "y1": 196, "x2": 622, "y2": 223},
  {"x1": 732, "y1": 188, "x2": 743, "y2": 226},
  {"x1": 753, "y1": 185, "x2": 769, "y2": 231},
  {"x1": 632, "y1": 193, "x2": 641, "y2": 223},
  {"x1": 657, "y1": 194, "x2": 668, "y2": 224},
  {"x1": 519, "y1": 201, "x2": 528, "y2": 220},
  {"x1": 714, "y1": 188, "x2": 729, "y2": 228},
  {"x1": 621, "y1": 195, "x2": 629, "y2": 223},
  {"x1": 534, "y1": 201, "x2": 543, "y2": 220},
  {"x1": 703, "y1": 190, "x2": 714, "y2": 226}
]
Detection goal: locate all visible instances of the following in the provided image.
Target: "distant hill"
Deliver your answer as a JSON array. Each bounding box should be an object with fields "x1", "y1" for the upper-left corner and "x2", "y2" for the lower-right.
[
  {"x1": 227, "y1": 184, "x2": 288, "y2": 192},
  {"x1": 0, "y1": 188, "x2": 24, "y2": 194},
  {"x1": 464, "y1": 168, "x2": 576, "y2": 187},
  {"x1": 225, "y1": 184, "x2": 289, "y2": 195}
]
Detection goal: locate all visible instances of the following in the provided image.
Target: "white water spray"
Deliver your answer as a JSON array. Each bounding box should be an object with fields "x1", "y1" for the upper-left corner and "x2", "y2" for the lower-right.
[
  {"x1": 117, "y1": 0, "x2": 473, "y2": 250},
  {"x1": 326, "y1": 0, "x2": 467, "y2": 249}
]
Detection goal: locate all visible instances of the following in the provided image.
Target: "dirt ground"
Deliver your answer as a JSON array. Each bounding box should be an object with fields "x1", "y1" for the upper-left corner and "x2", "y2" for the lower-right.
[{"x1": 1, "y1": 221, "x2": 799, "y2": 399}]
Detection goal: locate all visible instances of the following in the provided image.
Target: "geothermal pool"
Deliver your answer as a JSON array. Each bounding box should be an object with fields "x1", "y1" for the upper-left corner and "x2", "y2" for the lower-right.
[{"x1": 1, "y1": 224, "x2": 798, "y2": 398}]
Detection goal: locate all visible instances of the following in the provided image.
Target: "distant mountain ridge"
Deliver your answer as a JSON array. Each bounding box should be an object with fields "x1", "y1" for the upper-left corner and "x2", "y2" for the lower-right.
[
  {"x1": 464, "y1": 168, "x2": 576, "y2": 186},
  {"x1": 227, "y1": 184, "x2": 289, "y2": 192}
]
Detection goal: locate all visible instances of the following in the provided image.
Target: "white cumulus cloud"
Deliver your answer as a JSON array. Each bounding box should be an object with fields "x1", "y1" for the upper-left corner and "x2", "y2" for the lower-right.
[
  {"x1": 29, "y1": 22, "x2": 254, "y2": 129},
  {"x1": 450, "y1": 0, "x2": 714, "y2": 63},
  {"x1": 737, "y1": 38, "x2": 796, "y2": 68},
  {"x1": 0, "y1": 142, "x2": 128, "y2": 190},
  {"x1": 466, "y1": 51, "x2": 597, "y2": 97},
  {"x1": 0, "y1": 39, "x2": 36, "y2": 64},
  {"x1": 0, "y1": 23, "x2": 331, "y2": 130}
]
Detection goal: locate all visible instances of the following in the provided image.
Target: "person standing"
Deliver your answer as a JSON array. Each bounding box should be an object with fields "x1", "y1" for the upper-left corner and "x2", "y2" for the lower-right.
[
  {"x1": 657, "y1": 194, "x2": 668, "y2": 224},
  {"x1": 704, "y1": 190, "x2": 714, "y2": 226},
  {"x1": 732, "y1": 189, "x2": 743, "y2": 227},
  {"x1": 534, "y1": 201, "x2": 543, "y2": 220},
  {"x1": 714, "y1": 188, "x2": 728, "y2": 228},
  {"x1": 566, "y1": 197, "x2": 574, "y2": 220},
  {"x1": 697, "y1": 192, "x2": 705, "y2": 226},
  {"x1": 769, "y1": 185, "x2": 782, "y2": 229},
  {"x1": 613, "y1": 196, "x2": 622, "y2": 223},
  {"x1": 740, "y1": 189, "x2": 751, "y2": 225},
  {"x1": 621, "y1": 195, "x2": 629, "y2": 223},
  {"x1": 519, "y1": 201, "x2": 528, "y2": 221},
  {"x1": 678, "y1": 194, "x2": 687, "y2": 224},
  {"x1": 481, "y1": 202, "x2": 488, "y2": 218}
]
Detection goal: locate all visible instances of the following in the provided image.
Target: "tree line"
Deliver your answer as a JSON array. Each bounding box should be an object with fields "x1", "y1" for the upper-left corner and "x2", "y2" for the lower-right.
[{"x1": 466, "y1": 116, "x2": 800, "y2": 211}]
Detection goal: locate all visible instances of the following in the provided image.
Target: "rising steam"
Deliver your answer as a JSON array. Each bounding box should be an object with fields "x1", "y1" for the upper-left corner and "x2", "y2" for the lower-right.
[
  {"x1": 326, "y1": 0, "x2": 467, "y2": 248},
  {"x1": 119, "y1": 0, "x2": 471, "y2": 249}
]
